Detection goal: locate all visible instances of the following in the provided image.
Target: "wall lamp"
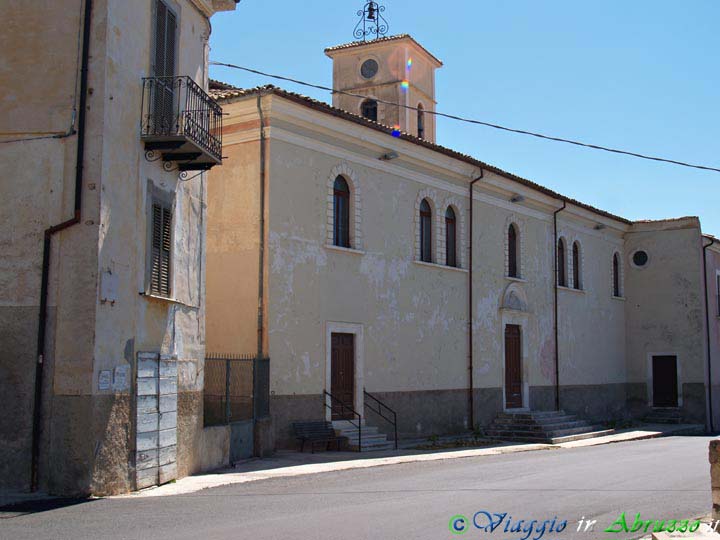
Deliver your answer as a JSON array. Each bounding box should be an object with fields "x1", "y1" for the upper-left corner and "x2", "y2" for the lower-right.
[
  {"x1": 594, "y1": 223, "x2": 606, "y2": 231},
  {"x1": 379, "y1": 151, "x2": 399, "y2": 161},
  {"x1": 510, "y1": 194, "x2": 525, "y2": 203}
]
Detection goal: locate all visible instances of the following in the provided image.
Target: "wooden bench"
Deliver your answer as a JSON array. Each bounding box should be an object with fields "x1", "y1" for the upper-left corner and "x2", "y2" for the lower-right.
[{"x1": 293, "y1": 421, "x2": 345, "y2": 453}]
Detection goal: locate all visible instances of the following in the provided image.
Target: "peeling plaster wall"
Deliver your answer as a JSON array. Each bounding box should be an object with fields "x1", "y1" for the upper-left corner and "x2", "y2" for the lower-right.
[
  {"x1": 0, "y1": 0, "x2": 232, "y2": 495},
  {"x1": 624, "y1": 219, "x2": 707, "y2": 422}
]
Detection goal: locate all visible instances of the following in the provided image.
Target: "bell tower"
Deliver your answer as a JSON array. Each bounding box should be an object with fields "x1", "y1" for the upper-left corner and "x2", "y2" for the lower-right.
[{"x1": 324, "y1": 4, "x2": 443, "y2": 142}]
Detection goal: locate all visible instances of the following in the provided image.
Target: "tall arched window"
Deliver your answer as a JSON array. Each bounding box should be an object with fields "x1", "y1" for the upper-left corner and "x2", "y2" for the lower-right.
[
  {"x1": 333, "y1": 176, "x2": 350, "y2": 248},
  {"x1": 417, "y1": 103, "x2": 425, "y2": 139},
  {"x1": 613, "y1": 253, "x2": 621, "y2": 297},
  {"x1": 572, "y1": 241, "x2": 582, "y2": 290},
  {"x1": 557, "y1": 238, "x2": 567, "y2": 287},
  {"x1": 508, "y1": 224, "x2": 519, "y2": 278},
  {"x1": 445, "y1": 207, "x2": 457, "y2": 267},
  {"x1": 420, "y1": 199, "x2": 432, "y2": 263},
  {"x1": 361, "y1": 99, "x2": 378, "y2": 122}
]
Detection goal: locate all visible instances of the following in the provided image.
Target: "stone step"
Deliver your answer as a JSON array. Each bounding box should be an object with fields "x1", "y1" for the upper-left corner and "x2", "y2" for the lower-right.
[
  {"x1": 489, "y1": 420, "x2": 589, "y2": 431},
  {"x1": 486, "y1": 428, "x2": 614, "y2": 444},
  {"x1": 486, "y1": 424, "x2": 598, "y2": 438},
  {"x1": 335, "y1": 427, "x2": 380, "y2": 438},
  {"x1": 491, "y1": 415, "x2": 578, "y2": 426},
  {"x1": 343, "y1": 434, "x2": 389, "y2": 445}
]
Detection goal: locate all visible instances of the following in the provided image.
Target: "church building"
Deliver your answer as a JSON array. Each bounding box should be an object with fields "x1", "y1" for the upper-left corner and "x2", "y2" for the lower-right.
[{"x1": 206, "y1": 30, "x2": 720, "y2": 449}]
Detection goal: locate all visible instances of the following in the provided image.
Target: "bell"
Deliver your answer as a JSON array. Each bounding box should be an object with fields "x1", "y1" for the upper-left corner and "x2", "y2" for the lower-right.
[{"x1": 367, "y1": 3, "x2": 376, "y2": 20}]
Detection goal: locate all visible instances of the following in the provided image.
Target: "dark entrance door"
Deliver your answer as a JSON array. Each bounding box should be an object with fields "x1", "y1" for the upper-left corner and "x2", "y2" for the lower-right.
[
  {"x1": 331, "y1": 333, "x2": 355, "y2": 419},
  {"x1": 652, "y1": 355, "x2": 678, "y2": 407},
  {"x1": 505, "y1": 324, "x2": 523, "y2": 409}
]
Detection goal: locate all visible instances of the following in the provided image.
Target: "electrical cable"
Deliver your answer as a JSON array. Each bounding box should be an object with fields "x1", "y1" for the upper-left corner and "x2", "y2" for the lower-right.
[{"x1": 210, "y1": 61, "x2": 720, "y2": 174}]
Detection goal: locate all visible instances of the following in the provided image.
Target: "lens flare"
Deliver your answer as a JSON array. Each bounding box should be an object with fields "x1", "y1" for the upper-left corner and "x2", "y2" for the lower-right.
[
  {"x1": 401, "y1": 80, "x2": 410, "y2": 91},
  {"x1": 406, "y1": 58, "x2": 413, "y2": 70},
  {"x1": 392, "y1": 125, "x2": 402, "y2": 137}
]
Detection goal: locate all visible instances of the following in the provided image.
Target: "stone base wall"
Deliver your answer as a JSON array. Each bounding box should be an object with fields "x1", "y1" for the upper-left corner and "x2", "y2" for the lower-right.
[{"x1": 710, "y1": 440, "x2": 720, "y2": 519}]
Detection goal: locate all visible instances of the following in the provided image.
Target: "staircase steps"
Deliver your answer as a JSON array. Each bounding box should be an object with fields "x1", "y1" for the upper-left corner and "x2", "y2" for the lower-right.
[
  {"x1": 644, "y1": 407, "x2": 683, "y2": 424},
  {"x1": 485, "y1": 410, "x2": 614, "y2": 444},
  {"x1": 332, "y1": 420, "x2": 395, "y2": 452}
]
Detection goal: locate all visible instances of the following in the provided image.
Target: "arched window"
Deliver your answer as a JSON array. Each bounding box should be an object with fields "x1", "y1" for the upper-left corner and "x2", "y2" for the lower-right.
[
  {"x1": 557, "y1": 238, "x2": 567, "y2": 287},
  {"x1": 420, "y1": 199, "x2": 432, "y2": 263},
  {"x1": 333, "y1": 176, "x2": 350, "y2": 248},
  {"x1": 361, "y1": 99, "x2": 378, "y2": 122},
  {"x1": 417, "y1": 103, "x2": 425, "y2": 139},
  {"x1": 572, "y1": 241, "x2": 582, "y2": 290},
  {"x1": 445, "y1": 207, "x2": 457, "y2": 267},
  {"x1": 613, "y1": 253, "x2": 621, "y2": 297},
  {"x1": 508, "y1": 224, "x2": 519, "y2": 278}
]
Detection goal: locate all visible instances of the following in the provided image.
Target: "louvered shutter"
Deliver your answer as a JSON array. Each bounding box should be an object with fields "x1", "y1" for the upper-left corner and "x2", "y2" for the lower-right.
[
  {"x1": 152, "y1": 1, "x2": 177, "y2": 134},
  {"x1": 150, "y1": 202, "x2": 173, "y2": 297}
]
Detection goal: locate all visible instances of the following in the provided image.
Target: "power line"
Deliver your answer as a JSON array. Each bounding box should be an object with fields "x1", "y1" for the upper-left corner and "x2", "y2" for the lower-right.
[{"x1": 210, "y1": 61, "x2": 720, "y2": 174}]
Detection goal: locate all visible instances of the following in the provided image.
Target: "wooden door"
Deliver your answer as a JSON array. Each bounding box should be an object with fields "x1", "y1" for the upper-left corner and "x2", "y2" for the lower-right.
[
  {"x1": 652, "y1": 355, "x2": 678, "y2": 407},
  {"x1": 505, "y1": 325, "x2": 523, "y2": 409},
  {"x1": 331, "y1": 333, "x2": 355, "y2": 419}
]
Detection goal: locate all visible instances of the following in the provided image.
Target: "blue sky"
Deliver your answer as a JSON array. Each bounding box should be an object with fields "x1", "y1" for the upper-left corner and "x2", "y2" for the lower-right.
[{"x1": 209, "y1": 1, "x2": 719, "y2": 234}]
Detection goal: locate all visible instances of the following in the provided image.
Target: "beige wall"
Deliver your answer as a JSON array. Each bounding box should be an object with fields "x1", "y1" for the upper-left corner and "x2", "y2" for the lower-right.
[{"x1": 0, "y1": 0, "x2": 235, "y2": 494}]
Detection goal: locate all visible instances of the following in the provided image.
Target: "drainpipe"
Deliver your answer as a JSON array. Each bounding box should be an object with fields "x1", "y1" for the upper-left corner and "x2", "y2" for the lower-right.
[
  {"x1": 256, "y1": 94, "x2": 267, "y2": 358},
  {"x1": 31, "y1": 0, "x2": 93, "y2": 492},
  {"x1": 468, "y1": 170, "x2": 484, "y2": 431},
  {"x1": 703, "y1": 236, "x2": 716, "y2": 433},
  {"x1": 552, "y1": 201, "x2": 567, "y2": 412}
]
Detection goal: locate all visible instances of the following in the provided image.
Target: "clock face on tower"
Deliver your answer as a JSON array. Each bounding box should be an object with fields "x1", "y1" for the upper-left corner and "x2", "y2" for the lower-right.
[{"x1": 360, "y1": 59, "x2": 379, "y2": 79}]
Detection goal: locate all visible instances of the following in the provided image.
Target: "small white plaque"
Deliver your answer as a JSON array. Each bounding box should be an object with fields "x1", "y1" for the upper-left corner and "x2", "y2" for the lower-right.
[
  {"x1": 113, "y1": 365, "x2": 129, "y2": 391},
  {"x1": 98, "y1": 370, "x2": 112, "y2": 391}
]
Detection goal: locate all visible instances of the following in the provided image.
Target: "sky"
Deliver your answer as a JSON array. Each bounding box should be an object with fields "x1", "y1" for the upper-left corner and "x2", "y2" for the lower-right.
[{"x1": 209, "y1": 1, "x2": 719, "y2": 235}]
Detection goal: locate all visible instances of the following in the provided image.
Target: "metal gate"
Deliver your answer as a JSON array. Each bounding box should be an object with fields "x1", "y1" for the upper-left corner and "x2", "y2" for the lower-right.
[
  {"x1": 204, "y1": 354, "x2": 270, "y2": 461},
  {"x1": 136, "y1": 352, "x2": 178, "y2": 490}
]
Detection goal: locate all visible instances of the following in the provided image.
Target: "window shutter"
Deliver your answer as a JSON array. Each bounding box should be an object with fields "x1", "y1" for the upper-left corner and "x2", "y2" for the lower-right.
[
  {"x1": 165, "y1": 9, "x2": 177, "y2": 78},
  {"x1": 150, "y1": 202, "x2": 172, "y2": 297},
  {"x1": 153, "y1": 0, "x2": 168, "y2": 77}
]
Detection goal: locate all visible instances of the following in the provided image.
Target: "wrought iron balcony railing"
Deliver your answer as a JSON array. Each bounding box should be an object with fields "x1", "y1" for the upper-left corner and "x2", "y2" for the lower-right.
[{"x1": 141, "y1": 76, "x2": 223, "y2": 171}]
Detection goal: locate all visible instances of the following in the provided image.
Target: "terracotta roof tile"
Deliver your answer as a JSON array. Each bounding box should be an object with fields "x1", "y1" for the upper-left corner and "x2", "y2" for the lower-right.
[
  {"x1": 211, "y1": 81, "x2": 632, "y2": 225},
  {"x1": 324, "y1": 34, "x2": 443, "y2": 66}
]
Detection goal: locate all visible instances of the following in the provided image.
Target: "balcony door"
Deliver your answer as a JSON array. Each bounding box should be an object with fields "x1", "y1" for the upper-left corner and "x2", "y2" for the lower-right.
[{"x1": 151, "y1": 0, "x2": 178, "y2": 134}]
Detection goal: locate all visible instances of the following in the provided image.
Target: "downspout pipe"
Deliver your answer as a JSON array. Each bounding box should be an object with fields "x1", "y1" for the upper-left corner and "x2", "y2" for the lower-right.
[
  {"x1": 32, "y1": 0, "x2": 92, "y2": 492},
  {"x1": 703, "y1": 236, "x2": 716, "y2": 433},
  {"x1": 256, "y1": 94, "x2": 267, "y2": 358},
  {"x1": 468, "y1": 170, "x2": 484, "y2": 431},
  {"x1": 552, "y1": 201, "x2": 567, "y2": 411}
]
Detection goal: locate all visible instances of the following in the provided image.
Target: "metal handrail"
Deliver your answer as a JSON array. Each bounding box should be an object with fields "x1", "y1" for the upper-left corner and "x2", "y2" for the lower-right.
[
  {"x1": 363, "y1": 389, "x2": 398, "y2": 450},
  {"x1": 323, "y1": 390, "x2": 362, "y2": 452}
]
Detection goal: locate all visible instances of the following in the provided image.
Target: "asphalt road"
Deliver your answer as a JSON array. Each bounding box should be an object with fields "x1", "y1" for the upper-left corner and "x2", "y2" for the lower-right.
[{"x1": 1, "y1": 436, "x2": 713, "y2": 540}]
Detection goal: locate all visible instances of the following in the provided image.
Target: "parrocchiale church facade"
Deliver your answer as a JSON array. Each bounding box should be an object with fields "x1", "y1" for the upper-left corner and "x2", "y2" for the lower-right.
[{"x1": 206, "y1": 34, "x2": 720, "y2": 447}]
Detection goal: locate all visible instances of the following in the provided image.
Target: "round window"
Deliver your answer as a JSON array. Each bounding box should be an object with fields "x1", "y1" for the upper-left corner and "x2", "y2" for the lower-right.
[
  {"x1": 360, "y1": 59, "x2": 379, "y2": 79},
  {"x1": 632, "y1": 250, "x2": 649, "y2": 267}
]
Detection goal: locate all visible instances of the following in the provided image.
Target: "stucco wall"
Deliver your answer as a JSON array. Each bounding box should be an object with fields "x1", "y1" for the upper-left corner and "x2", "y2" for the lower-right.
[
  {"x1": 705, "y1": 244, "x2": 720, "y2": 428},
  {"x1": 624, "y1": 219, "x2": 707, "y2": 422}
]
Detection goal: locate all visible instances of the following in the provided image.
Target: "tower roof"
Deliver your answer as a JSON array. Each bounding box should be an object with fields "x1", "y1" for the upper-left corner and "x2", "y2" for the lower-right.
[{"x1": 324, "y1": 34, "x2": 443, "y2": 67}]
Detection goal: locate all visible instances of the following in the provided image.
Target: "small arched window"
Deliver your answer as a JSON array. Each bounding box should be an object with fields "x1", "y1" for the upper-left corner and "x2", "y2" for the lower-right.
[
  {"x1": 572, "y1": 241, "x2": 582, "y2": 290},
  {"x1": 445, "y1": 207, "x2": 457, "y2": 267},
  {"x1": 333, "y1": 176, "x2": 350, "y2": 248},
  {"x1": 557, "y1": 238, "x2": 567, "y2": 287},
  {"x1": 508, "y1": 224, "x2": 519, "y2": 278},
  {"x1": 613, "y1": 253, "x2": 621, "y2": 297},
  {"x1": 417, "y1": 103, "x2": 425, "y2": 139},
  {"x1": 420, "y1": 199, "x2": 432, "y2": 263},
  {"x1": 361, "y1": 99, "x2": 378, "y2": 122}
]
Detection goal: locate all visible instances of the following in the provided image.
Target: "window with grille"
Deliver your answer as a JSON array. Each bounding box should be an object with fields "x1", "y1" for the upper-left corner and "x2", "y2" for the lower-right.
[
  {"x1": 420, "y1": 199, "x2": 432, "y2": 263},
  {"x1": 508, "y1": 224, "x2": 519, "y2": 278},
  {"x1": 557, "y1": 238, "x2": 567, "y2": 287},
  {"x1": 333, "y1": 176, "x2": 351, "y2": 248},
  {"x1": 445, "y1": 207, "x2": 456, "y2": 267}
]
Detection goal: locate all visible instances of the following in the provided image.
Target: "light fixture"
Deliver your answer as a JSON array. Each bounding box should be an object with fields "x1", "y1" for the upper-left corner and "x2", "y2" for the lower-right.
[
  {"x1": 510, "y1": 194, "x2": 524, "y2": 203},
  {"x1": 379, "y1": 151, "x2": 399, "y2": 161},
  {"x1": 594, "y1": 223, "x2": 606, "y2": 231}
]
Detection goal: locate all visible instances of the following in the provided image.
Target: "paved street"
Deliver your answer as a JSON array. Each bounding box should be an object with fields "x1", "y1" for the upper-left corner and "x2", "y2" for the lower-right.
[{"x1": 1, "y1": 436, "x2": 713, "y2": 540}]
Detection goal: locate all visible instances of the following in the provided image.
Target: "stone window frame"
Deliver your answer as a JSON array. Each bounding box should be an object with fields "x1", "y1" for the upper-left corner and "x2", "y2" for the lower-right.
[
  {"x1": 414, "y1": 189, "x2": 441, "y2": 264},
  {"x1": 504, "y1": 216, "x2": 525, "y2": 279},
  {"x1": 437, "y1": 197, "x2": 467, "y2": 269},
  {"x1": 326, "y1": 163, "x2": 363, "y2": 251}
]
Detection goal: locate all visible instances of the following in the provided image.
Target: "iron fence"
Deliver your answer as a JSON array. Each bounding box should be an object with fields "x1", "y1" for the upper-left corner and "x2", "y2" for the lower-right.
[
  {"x1": 140, "y1": 75, "x2": 223, "y2": 162},
  {"x1": 204, "y1": 354, "x2": 270, "y2": 426}
]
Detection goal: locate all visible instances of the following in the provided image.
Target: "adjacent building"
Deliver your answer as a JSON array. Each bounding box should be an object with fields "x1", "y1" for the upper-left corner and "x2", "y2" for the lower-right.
[
  {"x1": 1, "y1": 0, "x2": 238, "y2": 495},
  {"x1": 206, "y1": 35, "x2": 720, "y2": 448}
]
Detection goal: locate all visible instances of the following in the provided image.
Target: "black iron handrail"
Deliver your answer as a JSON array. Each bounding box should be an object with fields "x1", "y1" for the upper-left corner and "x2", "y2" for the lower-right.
[
  {"x1": 323, "y1": 390, "x2": 362, "y2": 452},
  {"x1": 140, "y1": 75, "x2": 223, "y2": 162},
  {"x1": 363, "y1": 389, "x2": 398, "y2": 450}
]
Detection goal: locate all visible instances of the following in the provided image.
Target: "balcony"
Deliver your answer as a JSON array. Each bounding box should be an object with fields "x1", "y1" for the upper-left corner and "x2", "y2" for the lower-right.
[{"x1": 141, "y1": 76, "x2": 223, "y2": 171}]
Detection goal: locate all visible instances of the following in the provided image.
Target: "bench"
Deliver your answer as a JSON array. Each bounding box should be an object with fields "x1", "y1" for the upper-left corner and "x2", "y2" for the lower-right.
[{"x1": 293, "y1": 421, "x2": 345, "y2": 453}]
